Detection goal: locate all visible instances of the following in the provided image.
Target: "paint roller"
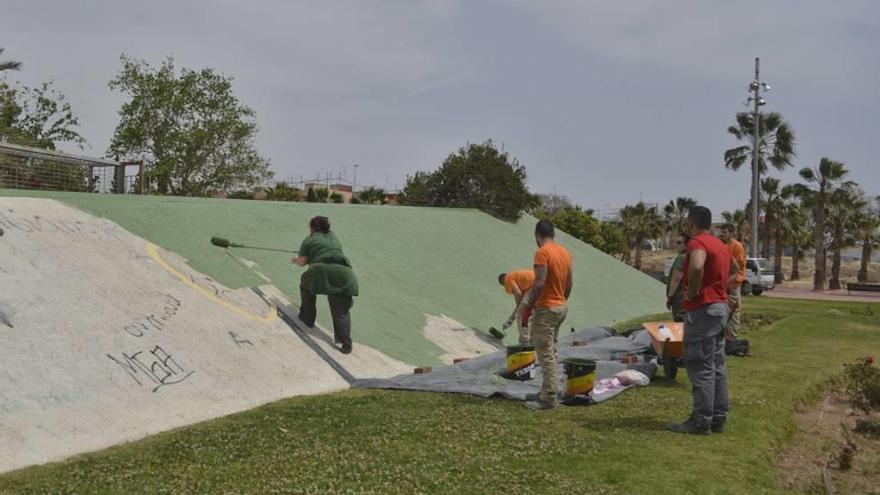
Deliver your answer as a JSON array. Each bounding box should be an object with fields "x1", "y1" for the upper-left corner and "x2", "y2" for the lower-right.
[{"x1": 210, "y1": 236, "x2": 298, "y2": 254}]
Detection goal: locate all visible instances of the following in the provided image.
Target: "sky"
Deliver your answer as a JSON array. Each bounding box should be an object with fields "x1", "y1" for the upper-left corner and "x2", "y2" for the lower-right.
[{"x1": 2, "y1": 0, "x2": 878, "y2": 214}]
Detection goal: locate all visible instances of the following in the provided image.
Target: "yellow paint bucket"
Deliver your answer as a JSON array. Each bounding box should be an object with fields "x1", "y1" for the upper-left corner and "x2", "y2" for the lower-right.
[
  {"x1": 563, "y1": 358, "x2": 597, "y2": 398},
  {"x1": 504, "y1": 344, "x2": 536, "y2": 381}
]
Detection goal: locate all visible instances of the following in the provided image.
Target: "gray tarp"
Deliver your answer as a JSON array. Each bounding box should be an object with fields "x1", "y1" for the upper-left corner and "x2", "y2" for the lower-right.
[{"x1": 354, "y1": 327, "x2": 658, "y2": 405}]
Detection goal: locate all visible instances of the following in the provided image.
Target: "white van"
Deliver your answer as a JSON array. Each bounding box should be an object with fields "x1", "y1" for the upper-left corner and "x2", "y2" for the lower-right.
[{"x1": 743, "y1": 258, "x2": 774, "y2": 296}]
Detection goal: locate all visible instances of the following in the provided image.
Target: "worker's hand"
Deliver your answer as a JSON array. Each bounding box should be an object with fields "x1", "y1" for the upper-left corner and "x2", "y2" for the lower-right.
[
  {"x1": 502, "y1": 317, "x2": 514, "y2": 330},
  {"x1": 665, "y1": 297, "x2": 672, "y2": 310}
]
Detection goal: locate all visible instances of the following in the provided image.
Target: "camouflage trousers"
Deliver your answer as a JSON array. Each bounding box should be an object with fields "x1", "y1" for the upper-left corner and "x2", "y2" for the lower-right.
[{"x1": 530, "y1": 305, "x2": 568, "y2": 404}]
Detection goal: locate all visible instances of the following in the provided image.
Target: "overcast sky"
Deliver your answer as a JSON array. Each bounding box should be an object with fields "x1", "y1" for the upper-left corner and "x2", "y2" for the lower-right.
[{"x1": 2, "y1": 0, "x2": 878, "y2": 214}]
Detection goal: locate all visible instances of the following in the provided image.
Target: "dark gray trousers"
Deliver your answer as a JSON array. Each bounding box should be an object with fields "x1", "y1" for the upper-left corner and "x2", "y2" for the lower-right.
[
  {"x1": 298, "y1": 287, "x2": 353, "y2": 348},
  {"x1": 683, "y1": 302, "x2": 730, "y2": 425}
]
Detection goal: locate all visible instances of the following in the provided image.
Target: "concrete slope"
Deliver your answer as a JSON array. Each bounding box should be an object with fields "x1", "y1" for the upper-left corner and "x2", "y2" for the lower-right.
[
  {"x1": 0, "y1": 197, "x2": 410, "y2": 473},
  {"x1": 0, "y1": 189, "x2": 667, "y2": 366}
]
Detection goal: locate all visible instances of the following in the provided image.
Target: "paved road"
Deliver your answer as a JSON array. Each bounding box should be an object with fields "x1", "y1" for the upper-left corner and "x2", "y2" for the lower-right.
[{"x1": 764, "y1": 286, "x2": 880, "y2": 303}]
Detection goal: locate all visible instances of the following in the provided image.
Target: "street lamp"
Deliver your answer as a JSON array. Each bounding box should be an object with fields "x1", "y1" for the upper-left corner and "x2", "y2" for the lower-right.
[{"x1": 745, "y1": 57, "x2": 771, "y2": 258}]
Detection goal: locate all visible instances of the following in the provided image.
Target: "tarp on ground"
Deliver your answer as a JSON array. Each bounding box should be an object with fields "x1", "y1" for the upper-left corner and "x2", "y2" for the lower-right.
[{"x1": 354, "y1": 327, "x2": 658, "y2": 404}]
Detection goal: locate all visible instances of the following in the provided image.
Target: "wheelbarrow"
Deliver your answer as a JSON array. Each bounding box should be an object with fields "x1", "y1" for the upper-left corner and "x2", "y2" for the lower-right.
[{"x1": 642, "y1": 322, "x2": 684, "y2": 381}]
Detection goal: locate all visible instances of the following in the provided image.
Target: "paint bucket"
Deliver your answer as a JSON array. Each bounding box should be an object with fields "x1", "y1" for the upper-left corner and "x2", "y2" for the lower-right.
[
  {"x1": 563, "y1": 358, "x2": 597, "y2": 398},
  {"x1": 504, "y1": 344, "x2": 536, "y2": 381}
]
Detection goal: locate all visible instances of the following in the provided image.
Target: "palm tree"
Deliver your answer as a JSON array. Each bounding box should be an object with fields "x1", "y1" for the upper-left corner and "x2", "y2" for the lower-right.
[
  {"x1": 0, "y1": 48, "x2": 21, "y2": 72},
  {"x1": 725, "y1": 112, "x2": 795, "y2": 254},
  {"x1": 721, "y1": 209, "x2": 749, "y2": 241},
  {"x1": 760, "y1": 177, "x2": 786, "y2": 260},
  {"x1": 619, "y1": 202, "x2": 663, "y2": 270},
  {"x1": 663, "y1": 196, "x2": 696, "y2": 237},
  {"x1": 826, "y1": 186, "x2": 867, "y2": 289},
  {"x1": 797, "y1": 158, "x2": 855, "y2": 290},
  {"x1": 853, "y1": 198, "x2": 880, "y2": 282},
  {"x1": 780, "y1": 198, "x2": 812, "y2": 281}
]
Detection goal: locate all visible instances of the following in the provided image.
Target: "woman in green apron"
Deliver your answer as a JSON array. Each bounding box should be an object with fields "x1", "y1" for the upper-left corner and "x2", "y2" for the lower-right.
[{"x1": 292, "y1": 216, "x2": 359, "y2": 354}]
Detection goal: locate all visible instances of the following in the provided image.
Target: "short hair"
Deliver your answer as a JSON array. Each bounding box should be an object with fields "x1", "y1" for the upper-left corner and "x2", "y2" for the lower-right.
[
  {"x1": 535, "y1": 219, "x2": 555, "y2": 238},
  {"x1": 309, "y1": 216, "x2": 331, "y2": 233},
  {"x1": 720, "y1": 223, "x2": 735, "y2": 233},
  {"x1": 498, "y1": 273, "x2": 507, "y2": 285},
  {"x1": 688, "y1": 206, "x2": 712, "y2": 230}
]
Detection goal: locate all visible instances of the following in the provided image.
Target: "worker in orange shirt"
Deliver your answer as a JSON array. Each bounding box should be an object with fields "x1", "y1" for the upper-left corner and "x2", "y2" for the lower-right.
[
  {"x1": 520, "y1": 220, "x2": 573, "y2": 410},
  {"x1": 498, "y1": 269, "x2": 536, "y2": 344},
  {"x1": 719, "y1": 224, "x2": 745, "y2": 339}
]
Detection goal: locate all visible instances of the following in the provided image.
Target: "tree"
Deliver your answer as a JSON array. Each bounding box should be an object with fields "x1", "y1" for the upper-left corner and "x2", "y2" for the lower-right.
[
  {"x1": 267, "y1": 182, "x2": 301, "y2": 202},
  {"x1": 724, "y1": 112, "x2": 796, "y2": 253},
  {"x1": 826, "y1": 185, "x2": 866, "y2": 290},
  {"x1": 358, "y1": 186, "x2": 386, "y2": 205},
  {"x1": 721, "y1": 209, "x2": 749, "y2": 241},
  {"x1": 0, "y1": 80, "x2": 86, "y2": 149},
  {"x1": 663, "y1": 197, "x2": 696, "y2": 236},
  {"x1": 401, "y1": 140, "x2": 538, "y2": 221},
  {"x1": 759, "y1": 177, "x2": 786, "y2": 262},
  {"x1": 853, "y1": 198, "x2": 880, "y2": 282},
  {"x1": 780, "y1": 196, "x2": 812, "y2": 281},
  {"x1": 535, "y1": 194, "x2": 574, "y2": 217},
  {"x1": 330, "y1": 192, "x2": 344, "y2": 204},
  {"x1": 107, "y1": 55, "x2": 273, "y2": 196},
  {"x1": 619, "y1": 202, "x2": 663, "y2": 270},
  {"x1": 797, "y1": 158, "x2": 855, "y2": 290},
  {"x1": 0, "y1": 48, "x2": 21, "y2": 72}
]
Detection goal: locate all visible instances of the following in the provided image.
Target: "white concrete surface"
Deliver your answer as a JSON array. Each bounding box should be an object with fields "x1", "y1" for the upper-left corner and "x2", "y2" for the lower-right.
[{"x1": 0, "y1": 198, "x2": 404, "y2": 473}]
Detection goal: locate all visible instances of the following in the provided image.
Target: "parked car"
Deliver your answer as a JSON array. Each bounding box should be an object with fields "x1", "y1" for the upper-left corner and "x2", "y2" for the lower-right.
[{"x1": 743, "y1": 257, "x2": 774, "y2": 295}]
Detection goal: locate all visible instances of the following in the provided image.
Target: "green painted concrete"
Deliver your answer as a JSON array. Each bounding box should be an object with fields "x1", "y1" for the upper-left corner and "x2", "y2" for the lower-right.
[{"x1": 1, "y1": 189, "x2": 666, "y2": 365}]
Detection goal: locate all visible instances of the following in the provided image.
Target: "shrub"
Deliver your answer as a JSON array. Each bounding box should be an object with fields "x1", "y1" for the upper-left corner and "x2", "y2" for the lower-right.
[{"x1": 844, "y1": 356, "x2": 880, "y2": 412}]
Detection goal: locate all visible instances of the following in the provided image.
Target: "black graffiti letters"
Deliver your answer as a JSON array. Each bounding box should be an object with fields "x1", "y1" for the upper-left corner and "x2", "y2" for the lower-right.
[{"x1": 107, "y1": 345, "x2": 195, "y2": 392}]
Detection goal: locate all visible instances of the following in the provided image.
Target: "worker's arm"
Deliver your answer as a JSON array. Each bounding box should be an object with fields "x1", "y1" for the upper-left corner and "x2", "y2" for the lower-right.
[
  {"x1": 523, "y1": 265, "x2": 548, "y2": 308},
  {"x1": 292, "y1": 256, "x2": 309, "y2": 267},
  {"x1": 565, "y1": 271, "x2": 573, "y2": 299},
  {"x1": 505, "y1": 286, "x2": 523, "y2": 325},
  {"x1": 728, "y1": 258, "x2": 740, "y2": 290},
  {"x1": 685, "y1": 249, "x2": 706, "y2": 300}
]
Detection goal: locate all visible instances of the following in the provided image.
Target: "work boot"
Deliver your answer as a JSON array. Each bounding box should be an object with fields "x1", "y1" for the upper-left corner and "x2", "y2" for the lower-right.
[
  {"x1": 666, "y1": 417, "x2": 711, "y2": 435},
  {"x1": 340, "y1": 344, "x2": 352, "y2": 355},
  {"x1": 525, "y1": 398, "x2": 557, "y2": 411},
  {"x1": 711, "y1": 417, "x2": 726, "y2": 433}
]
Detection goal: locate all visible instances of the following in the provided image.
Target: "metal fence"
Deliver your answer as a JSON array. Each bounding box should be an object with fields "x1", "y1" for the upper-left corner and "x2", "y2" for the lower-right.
[{"x1": 0, "y1": 141, "x2": 144, "y2": 194}]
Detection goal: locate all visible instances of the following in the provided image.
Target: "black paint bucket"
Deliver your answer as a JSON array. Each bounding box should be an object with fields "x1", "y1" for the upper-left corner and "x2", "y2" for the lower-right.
[
  {"x1": 504, "y1": 344, "x2": 536, "y2": 381},
  {"x1": 563, "y1": 358, "x2": 597, "y2": 398}
]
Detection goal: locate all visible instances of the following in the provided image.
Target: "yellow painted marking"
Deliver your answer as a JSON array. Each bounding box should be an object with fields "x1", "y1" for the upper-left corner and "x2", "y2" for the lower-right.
[{"x1": 145, "y1": 242, "x2": 277, "y2": 323}]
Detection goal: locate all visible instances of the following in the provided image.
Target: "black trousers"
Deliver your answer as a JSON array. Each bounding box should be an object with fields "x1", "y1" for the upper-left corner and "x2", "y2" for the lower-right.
[{"x1": 298, "y1": 287, "x2": 353, "y2": 348}]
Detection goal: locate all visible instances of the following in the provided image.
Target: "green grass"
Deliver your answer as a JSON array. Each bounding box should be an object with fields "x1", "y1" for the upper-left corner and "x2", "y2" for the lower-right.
[{"x1": 1, "y1": 297, "x2": 878, "y2": 494}]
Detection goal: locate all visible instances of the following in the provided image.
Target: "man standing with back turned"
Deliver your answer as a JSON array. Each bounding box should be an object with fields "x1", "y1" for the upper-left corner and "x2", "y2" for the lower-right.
[
  {"x1": 521, "y1": 219, "x2": 573, "y2": 410},
  {"x1": 667, "y1": 206, "x2": 739, "y2": 435}
]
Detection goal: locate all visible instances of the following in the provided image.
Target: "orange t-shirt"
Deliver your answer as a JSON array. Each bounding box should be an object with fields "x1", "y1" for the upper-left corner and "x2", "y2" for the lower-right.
[
  {"x1": 727, "y1": 239, "x2": 746, "y2": 285},
  {"x1": 504, "y1": 270, "x2": 535, "y2": 295},
  {"x1": 533, "y1": 241, "x2": 572, "y2": 308}
]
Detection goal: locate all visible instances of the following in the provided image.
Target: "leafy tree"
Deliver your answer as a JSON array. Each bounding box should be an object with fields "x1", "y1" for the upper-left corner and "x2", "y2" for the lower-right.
[
  {"x1": 759, "y1": 177, "x2": 786, "y2": 261},
  {"x1": 358, "y1": 186, "x2": 386, "y2": 205},
  {"x1": 779, "y1": 194, "x2": 812, "y2": 281},
  {"x1": 0, "y1": 48, "x2": 21, "y2": 72},
  {"x1": 401, "y1": 140, "x2": 538, "y2": 221},
  {"x1": 267, "y1": 182, "x2": 301, "y2": 202},
  {"x1": 535, "y1": 194, "x2": 574, "y2": 217},
  {"x1": 0, "y1": 80, "x2": 86, "y2": 149},
  {"x1": 330, "y1": 192, "x2": 344, "y2": 204},
  {"x1": 619, "y1": 202, "x2": 663, "y2": 270},
  {"x1": 853, "y1": 198, "x2": 880, "y2": 282},
  {"x1": 107, "y1": 55, "x2": 273, "y2": 196},
  {"x1": 600, "y1": 221, "x2": 628, "y2": 257},
  {"x1": 0, "y1": 79, "x2": 90, "y2": 191},
  {"x1": 305, "y1": 187, "x2": 329, "y2": 203},
  {"x1": 721, "y1": 209, "x2": 749, "y2": 241},
  {"x1": 797, "y1": 158, "x2": 856, "y2": 290}
]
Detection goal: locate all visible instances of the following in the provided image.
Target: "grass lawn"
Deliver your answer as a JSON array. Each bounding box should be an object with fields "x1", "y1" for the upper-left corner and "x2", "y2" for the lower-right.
[{"x1": 1, "y1": 297, "x2": 878, "y2": 494}]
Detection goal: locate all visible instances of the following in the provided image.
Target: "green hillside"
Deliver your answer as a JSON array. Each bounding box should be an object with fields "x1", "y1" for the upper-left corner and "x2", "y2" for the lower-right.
[{"x1": 0, "y1": 190, "x2": 665, "y2": 365}]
